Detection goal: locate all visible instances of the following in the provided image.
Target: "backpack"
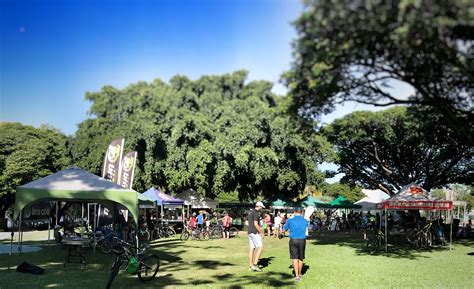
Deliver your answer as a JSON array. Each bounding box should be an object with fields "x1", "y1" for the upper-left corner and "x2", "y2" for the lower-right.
[{"x1": 16, "y1": 261, "x2": 45, "y2": 275}]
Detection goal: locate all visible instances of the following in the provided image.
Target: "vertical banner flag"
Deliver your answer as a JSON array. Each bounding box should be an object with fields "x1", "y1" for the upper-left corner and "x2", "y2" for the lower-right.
[
  {"x1": 102, "y1": 138, "x2": 125, "y2": 183},
  {"x1": 118, "y1": 151, "x2": 138, "y2": 189}
]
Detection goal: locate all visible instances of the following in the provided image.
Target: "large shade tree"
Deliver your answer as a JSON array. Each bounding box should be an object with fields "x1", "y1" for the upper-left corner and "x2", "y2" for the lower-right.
[
  {"x1": 284, "y1": 0, "x2": 473, "y2": 144},
  {"x1": 69, "y1": 71, "x2": 329, "y2": 200},
  {"x1": 323, "y1": 107, "x2": 473, "y2": 195},
  {"x1": 0, "y1": 122, "x2": 69, "y2": 218}
]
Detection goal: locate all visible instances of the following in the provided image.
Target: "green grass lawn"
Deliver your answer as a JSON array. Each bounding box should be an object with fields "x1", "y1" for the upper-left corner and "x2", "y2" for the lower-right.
[{"x1": 0, "y1": 231, "x2": 473, "y2": 288}]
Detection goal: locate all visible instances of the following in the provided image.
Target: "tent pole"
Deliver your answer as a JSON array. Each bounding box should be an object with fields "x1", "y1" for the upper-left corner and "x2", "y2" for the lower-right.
[
  {"x1": 55, "y1": 201, "x2": 59, "y2": 226},
  {"x1": 96, "y1": 204, "x2": 101, "y2": 230},
  {"x1": 113, "y1": 203, "x2": 117, "y2": 232},
  {"x1": 87, "y1": 204, "x2": 90, "y2": 228},
  {"x1": 19, "y1": 210, "x2": 23, "y2": 255},
  {"x1": 161, "y1": 205, "x2": 163, "y2": 225},
  {"x1": 8, "y1": 222, "x2": 14, "y2": 271},
  {"x1": 385, "y1": 208, "x2": 387, "y2": 253},
  {"x1": 449, "y1": 209, "x2": 453, "y2": 252},
  {"x1": 47, "y1": 218, "x2": 51, "y2": 245}
]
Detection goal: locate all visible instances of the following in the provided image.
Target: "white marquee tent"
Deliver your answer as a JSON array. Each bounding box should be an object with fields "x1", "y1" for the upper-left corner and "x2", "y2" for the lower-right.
[
  {"x1": 176, "y1": 190, "x2": 218, "y2": 209},
  {"x1": 355, "y1": 189, "x2": 390, "y2": 211}
]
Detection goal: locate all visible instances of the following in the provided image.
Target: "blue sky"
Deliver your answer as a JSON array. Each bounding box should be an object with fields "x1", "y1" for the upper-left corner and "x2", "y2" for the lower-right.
[
  {"x1": 1, "y1": 0, "x2": 301, "y2": 135},
  {"x1": 1, "y1": 0, "x2": 415, "y2": 183}
]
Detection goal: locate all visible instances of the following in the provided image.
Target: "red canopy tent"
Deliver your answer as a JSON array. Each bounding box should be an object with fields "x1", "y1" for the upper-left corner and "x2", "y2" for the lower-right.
[
  {"x1": 378, "y1": 185, "x2": 452, "y2": 210},
  {"x1": 377, "y1": 184, "x2": 453, "y2": 252}
]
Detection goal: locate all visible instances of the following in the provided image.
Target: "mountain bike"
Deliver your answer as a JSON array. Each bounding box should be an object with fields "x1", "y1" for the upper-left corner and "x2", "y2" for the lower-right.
[
  {"x1": 106, "y1": 237, "x2": 160, "y2": 289},
  {"x1": 156, "y1": 222, "x2": 176, "y2": 239},
  {"x1": 366, "y1": 228, "x2": 385, "y2": 254},
  {"x1": 406, "y1": 221, "x2": 433, "y2": 249}
]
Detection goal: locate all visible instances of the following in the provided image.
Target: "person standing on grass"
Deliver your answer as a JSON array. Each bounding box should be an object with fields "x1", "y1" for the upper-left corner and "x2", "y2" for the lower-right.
[
  {"x1": 248, "y1": 201, "x2": 265, "y2": 272},
  {"x1": 283, "y1": 208, "x2": 309, "y2": 282},
  {"x1": 197, "y1": 211, "x2": 205, "y2": 229},
  {"x1": 222, "y1": 211, "x2": 232, "y2": 239},
  {"x1": 273, "y1": 212, "x2": 282, "y2": 238}
]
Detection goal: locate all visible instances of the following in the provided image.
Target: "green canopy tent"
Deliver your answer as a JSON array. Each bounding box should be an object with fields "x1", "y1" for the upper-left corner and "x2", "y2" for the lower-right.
[
  {"x1": 329, "y1": 196, "x2": 362, "y2": 209},
  {"x1": 13, "y1": 167, "x2": 155, "y2": 253},
  {"x1": 270, "y1": 199, "x2": 289, "y2": 209},
  {"x1": 299, "y1": 194, "x2": 331, "y2": 208}
]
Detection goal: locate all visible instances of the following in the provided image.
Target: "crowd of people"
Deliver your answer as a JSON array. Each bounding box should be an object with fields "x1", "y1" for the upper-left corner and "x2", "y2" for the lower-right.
[{"x1": 184, "y1": 210, "x2": 235, "y2": 238}]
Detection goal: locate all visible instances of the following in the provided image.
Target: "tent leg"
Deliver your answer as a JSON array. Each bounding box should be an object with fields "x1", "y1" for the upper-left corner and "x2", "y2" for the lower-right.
[
  {"x1": 8, "y1": 223, "x2": 14, "y2": 271},
  {"x1": 48, "y1": 219, "x2": 51, "y2": 245},
  {"x1": 19, "y1": 210, "x2": 23, "y2": 255},
  {"x1": 96, "y1": 204, "x2": 101, "y2": 231},
  {"x1": 113, "y1": 203, "x2": 117, "y2": 232},
  {"x1": 55, "y1": 202, "x2": 59, "y2": 226},
  {"x1": 450, "y1": 209, "x2": 453, "y2": 252},
  {"x1": 161, "y1": 205, "x2": 163, "y2": 225},
  {"x1": 385, "y1": 208, "x2": 387, "y2": 253}
]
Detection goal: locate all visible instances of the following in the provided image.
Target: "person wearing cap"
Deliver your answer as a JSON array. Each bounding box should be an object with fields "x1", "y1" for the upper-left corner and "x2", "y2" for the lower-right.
[
  {"x1": 283, "y1": 208, "x2": 309, "y2": 282},
  {"x1": 247, "y1": 201, "x2": 265, "y2": 272}
]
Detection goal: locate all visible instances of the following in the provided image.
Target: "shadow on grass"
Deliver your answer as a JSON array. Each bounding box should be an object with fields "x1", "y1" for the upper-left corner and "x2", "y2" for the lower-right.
[
  {"x1": 309, "y1": 231, "x2": 464, "y2": 260},
  {"x1": 258, "y1": 256, "x2": 274, "y2": 268}
]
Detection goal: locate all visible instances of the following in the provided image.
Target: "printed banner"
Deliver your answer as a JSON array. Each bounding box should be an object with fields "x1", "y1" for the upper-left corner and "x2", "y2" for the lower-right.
[
  {"x1": 118, "y1": 151, "x2": 137, "y2": 189},
  {"x1": 102, "y1": 138, "x2": 125, "y2": 183}
]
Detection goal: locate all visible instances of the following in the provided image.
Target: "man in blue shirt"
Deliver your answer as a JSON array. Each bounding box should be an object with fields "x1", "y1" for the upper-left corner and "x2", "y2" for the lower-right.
[
  {"x1": 283, "y1": 208, "x2": 309, "y2": 282},
  {"x1": 196, "y1": 211, "x2": 206, "y2": 229}
]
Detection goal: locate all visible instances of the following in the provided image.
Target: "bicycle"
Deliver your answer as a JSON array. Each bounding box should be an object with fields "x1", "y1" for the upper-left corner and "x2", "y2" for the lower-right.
[
  {"x1": 228, "y1": 226, "x2": 239, "y2": 238},
  {"x1": 155, "y1": 223, "x2": 176, "y2": 239},
  {"x1": 191, "y1": 226, "x2": 210, "y2": 241},
  {"x1": 366, "y1": 228, "x2": 385, "y2": 253},
  {"x1": 210, "y1": 223, "x2": 224, "y2": 239},
  {"x1": 106, "y1": 237, "x2": 160, "y2": 289},
  {"x1": 406, "y1": 221, "x2": 433, "y2": 249},
  {"x1": 76, "y1": 230, "x2": 117, "y2": 254}
]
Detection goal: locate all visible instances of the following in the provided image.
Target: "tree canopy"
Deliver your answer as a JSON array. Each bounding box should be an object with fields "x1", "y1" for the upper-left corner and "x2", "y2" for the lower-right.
[
  {"x1": 321, "y1": 182, "x2": 364, "y2": 203},
  {"x1": 0, "y1": 122, "x2": 69, "y2": 216},
  {"x1": 284, "y1": 0, "x2": 473, "y2": 144},
  {"x1": 69, "y1": 71, "x2": 329, "y2": 201},
  {"x1": 323, "y1": 107, "x2": 473, "y2": 195}
]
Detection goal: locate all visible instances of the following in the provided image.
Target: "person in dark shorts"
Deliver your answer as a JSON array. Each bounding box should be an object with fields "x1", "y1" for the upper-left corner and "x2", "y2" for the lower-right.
[
  {"x1": 283, "y1": 208, "x2": 309, "y2": 282},
  {"x1": 247, "y1": 201, "x2": 265, "y2": 272}
]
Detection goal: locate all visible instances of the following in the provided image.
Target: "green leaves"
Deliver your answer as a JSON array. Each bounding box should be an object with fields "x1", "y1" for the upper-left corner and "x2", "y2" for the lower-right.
[
  {"x1": 323, "y1": 107, "x2": 473, "y2": 195},
  {"x1": 0, "y1": 122, "x2": 69, "y2": 215},
  {"x1": 70, "y1": 71, "x2": 326, "y2": 201},
  {"x1": 285, "y1": 0, "x2": 473, "y2": 144}
]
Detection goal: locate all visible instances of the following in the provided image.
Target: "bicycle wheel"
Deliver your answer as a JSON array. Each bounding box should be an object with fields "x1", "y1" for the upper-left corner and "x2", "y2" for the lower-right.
[
  {"x1": 366, "y1": 238, "x2": 377, "y2": 253},
  {"x1": 106, "y1": 257, "x2": 122, "y2": 289},
  {"x1": 191, "y1": 229, "x2": 200, "y2": 240},
  {"x1": 139, "y1": 230, "x2": 150, "y2": 242},
  {"x1": 166, "y1": 228, "x2": 176, "y2": 238},
  {"x1": 180, "y1": 230, "x2": 190, "y2": 241},
  {"x1": 101, "y1": 240, "x2": 113, "y2": 254},
  {"x1": 229, "y1": 227, "x2": 239, "y2": 238},
  {"x1": 420, "y1": 232, "x2": 432, "y2": 249},
  {"x1": 211, "y1": 228, "x2": 221, "y2": 239},
  {"x1": 405, "y1": 229, "x2": 417, "y2": 245},
  {"x1": 138, "y1": 254, "x2": 160, "y2": 282},
  {"x1": 201, "y1": 230, "x2": 211, "y2": 241}
]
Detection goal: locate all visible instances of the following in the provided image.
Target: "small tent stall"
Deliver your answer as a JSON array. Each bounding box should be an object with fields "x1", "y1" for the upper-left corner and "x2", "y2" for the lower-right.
[
  {"x1": 330, "y1": 196, "x2": 362, "y2": 209},
  {"x1": 142, "y1": 187, "x2": 185, "y2": 224},
  {"x1": 355, "y1": 189, "x2": 390, "y2": 211},
  {"x1": 13, "y1": 167, "x2": 155, "y2": 253},
  {"x1": 176, "y1": 189, "x2": 218, "y2": 215},
  {"x1": 377, "y1": 184, "x2": 453, "y2": 252},
  {"x1": 299, "y1": 194, "x2": 331, "y2": 209}
]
